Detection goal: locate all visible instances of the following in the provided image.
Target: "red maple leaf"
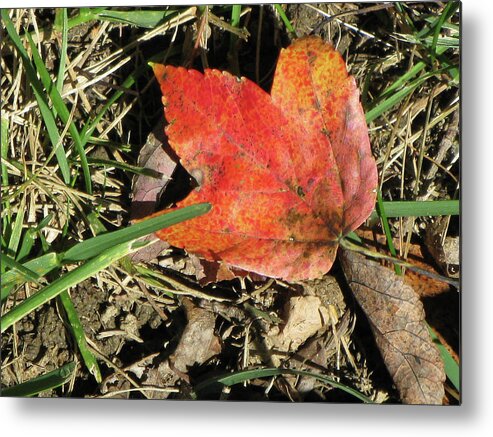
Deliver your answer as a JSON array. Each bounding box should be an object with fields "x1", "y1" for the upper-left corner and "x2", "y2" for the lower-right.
[{"x1": 151, "y1": 36, "x2": 377, "y2": 281}]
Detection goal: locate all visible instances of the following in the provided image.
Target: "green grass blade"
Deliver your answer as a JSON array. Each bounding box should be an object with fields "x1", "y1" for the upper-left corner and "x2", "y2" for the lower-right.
[
  {"x1": 1, "y1": 115, "x2": 11, "y2": 251},
  {"x1": 376, "y1": 192, "x2": 402, "y2": 275},
  {"x1": 365, "y1": 70, "x2": 448, "y2": 123},
  {"x1": 379, "y1": 200, "x2": 458, "y2": 218},
  {"x1": 66, "y1": 8, "x2": 106, "y2": 29},
  {"x1": 430, "y1": 2, "x2": 460, "y2": 64},
  {"x1": 24, "y1": 31, "x2": 92, "y2": 194},
  {"x1": 58, "y1": 290, "x2": 102, "y2": 382},
  {"x1": 230, "y1": 5, "x2": 242, "y2": 27},
  {"x1": 1, "y1": 10, "x2": 71, "y2": 184},
  {"x1": 274, "y1": 4, "x2": 296, "y2": 36},
  {"x1": 1, "y1": 115, "x2": 9, "y2": 192},
  {"x1": 1, "y1": 252, "x2": 62, "y2": 302},
  {"x1": 95, "y1": 9, "x2": 177, "y2": 28},
  {"x1": 6, "y1": 195, "x2": 26, "y2": 259},
  {"x1": 368, "y1": 45, "x2": 450, "y2": 111},
  {"x1": 424, "y1": 16, "x2": 459, "y2": 33},
  {"x1": 1, "y1": 253, "x2": 40, "y2": 284},
  {"x1": 1, "y1": 239, "x2": 148, "y2": 333},
  {"x1": 79, "y1": 65, "x2": 141, "y2": 146},
  {"x1": 1, "y1": 362, "x2": 75, "y2": 397},
  {"x1": 85, "y1": 157, "x2": 165, "y2": 178},
  {"x1": 195, "y1": 367, "x2": 372, "y2": 403},
  {"x1": 428, "y1": 324, "x2": 460, "y2": 392},
  {"x1": 228, "y1": 5, "x2": 242, "y2": 75},
  {"x1": 15, "y1": 228, "x2": 37, "y2": 263},
  {"x1": 55, "y1": 8, "x2": 68, "y2": 94},
  {"x1": 15, "y1": 213, "x2": 55, "y2": 262},
  {"x1": 63, "y1": 203, "x2": 211, "y2": 262}
]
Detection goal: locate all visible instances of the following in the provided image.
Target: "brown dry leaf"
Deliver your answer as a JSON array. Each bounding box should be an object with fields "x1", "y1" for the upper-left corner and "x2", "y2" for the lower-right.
[
  {"x1": 169, "y1": 298, "x2": 222, "y2": 374},
  {"x1": 100, "y1": 352, "x2": 179, "y2": 400},
  {"x1": 131, "y1": 119, "x2": 177, "y2": 219},
  {"x1": 425, "y1": 217, "x2": 460, "y2": 279},
  {"x1": 129, "y1": 120, "x2": 177, "y2": 263},
  {"x1": 266, "y1": 295, "x2": 331, "y2": 362},
  {"x1": 340, "y1": 248, "x2": 446, "y2": 405}
]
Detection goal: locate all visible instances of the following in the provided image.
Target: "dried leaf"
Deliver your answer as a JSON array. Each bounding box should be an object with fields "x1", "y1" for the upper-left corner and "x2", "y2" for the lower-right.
[
  {"x1": 425, "y1": 217, "x2": 460, "y2": 279},
  {"x1": 131, "y1": 119, "x2": 176, "y2": 220},
  {"x1": 340, "y1": 248, "x2": 446, "y2": 405},
  {"x1": 151, "y1": 36, "x2": 377, "y2": 281},
  {"x1": 129, "y1": 120, "x2": 176, "y2": 263},
  {"x1": 267, "y1": 295, "x2": 331, "y2": 355},
  {"x1": 169, "y1": 298, "x2": 222, "y2": 373}
]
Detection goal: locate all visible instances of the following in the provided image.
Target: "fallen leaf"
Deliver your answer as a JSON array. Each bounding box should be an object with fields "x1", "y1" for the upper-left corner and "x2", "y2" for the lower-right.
[
  {"x1": 266, "y1": 295, "x2": 331, "y2": 356},
  {"x1": 151, "y1": 36, "x2": 377, "y2": 281},
  {"x1": 340, "y1": 248, "x2": 446, "y2": 405},
  {"x1": 169, "y1": 298, "x2": 222, "y2": 374},
  {"x1": 129, "y1": 120, "x2": 176, "y2": 263},
  {"x1": 131, "y1": 119, "x2": 177, "y2": 220},
  {"x1": 425, "y1": 217, "x2": 460, "y2": 279}
]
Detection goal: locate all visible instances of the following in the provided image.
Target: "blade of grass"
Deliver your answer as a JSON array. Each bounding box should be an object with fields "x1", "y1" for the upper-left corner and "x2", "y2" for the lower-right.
[
  {"x1": 1, "y1": 253, "x2": 40, "y2": 284},
  {"x1": 1, "y1": 362, "x2": 75, "y2": 397},
  {"x1": 1, "y1": 239, "x2": 150, "y2": 333},
  {"x1": 58, "y1": 290, "x2": 102, "y2": 382},
  {"x1": 57, "y1": 201, "x2": 106, "y2": 383},
  {"x1": 96, "y1": 9, "x2": 178, "y2": 28},
  {"x1": 63, "y1": 203, "x2": 211, "y2": 262},
  {"x1": 428, "y1": 323, "x2": 460, "y2": 392},
  {"x1": 274, "y1": 4, "x2": 296, "y2": 36},
  {"x1": 86, "y1": 211, "x2": 108, "y2": 236},
  {"x1": 6, "y1": 195, "x2": 26, "y2": 259},
  {"x1": 430, "y1": 2, "x2": 460, "y2": 64},
  {"x1": 66, "y1": 7, "x2": 106, "y2": 29},
  {"x1": 1, "y1": 115, "x2": 11, "y2": 258},
  {"x1": 1, "y1": 115, "x2": 9, "y2": 197},
  {"x1": 230, "y1": 5, "x2": 242, "y2": 28},
  {"x1": 1, "y1": 10, "x2": 71, "y2": 184},
  {"x1": 25, "y1": 30, "x2": 92, "y2": 194},
  {"x1": 375, "y1": 199, "x2": 459, "y2": 218},
  {"x1": 55, "y1": 8, "x2": 68, "y2": 94},
  {"x1": 66, "y1": 7, "x2": 177, "y2": 29},
  {"x1": 370, "y1": 45, "x2": 451, "y2": 107},
  {"x1": 15, "y1": 228, "x2": 38, "y2": 263},
  {"x1": 195, "y1": 367, "x2": 372, "y2": 403},
  {"x1": 1, "y1": 203, "x2": 210, "y2": 303},
  {"x1": 376, "y1": 192, "x2": 402, "y2": 275},
  {"x1": 1, "y1": 252, "x2": 62, "y2": 302},
  {"x1": 366, "y1": 67, "x2": 453, "y2": 123},
  {"x1": 79, "y1": 62, "x2": 145, "y2": 146},
  {"x1": 85, "y1": 157, "x2": 166, "y2": 178},
  {"x1": 424, "y1": 16, "x2": 459, "y2": 33},
  {"x1": 15, "y1": 213, "x2": 54, "y2": 262}
]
